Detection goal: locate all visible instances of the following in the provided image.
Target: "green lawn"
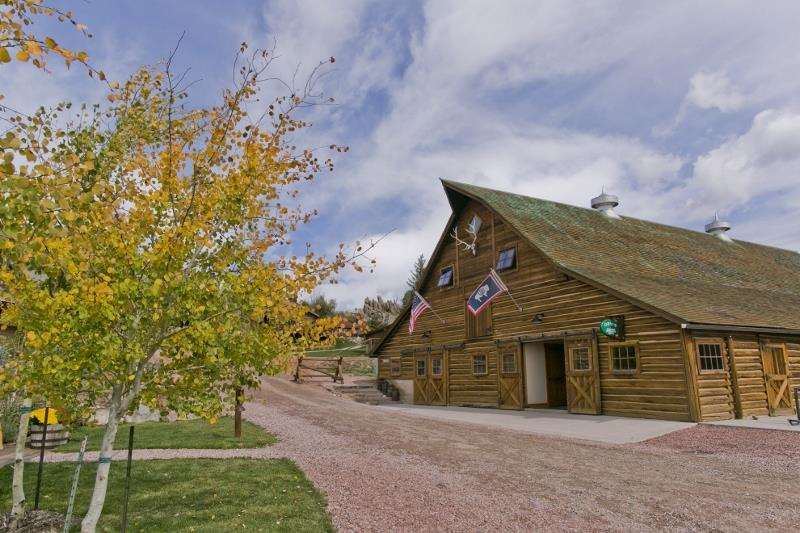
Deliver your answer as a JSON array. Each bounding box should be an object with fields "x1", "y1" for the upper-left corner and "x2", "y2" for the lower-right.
[
  {"x1": 56, "y1": 417, "x2": 276, "y2": 452},
  {"x1": 306, "y1": 337, "x2": 366, "y2": 357},
  {"x1": 0, "y1": 458, "x2": 333, "y2": 532}
]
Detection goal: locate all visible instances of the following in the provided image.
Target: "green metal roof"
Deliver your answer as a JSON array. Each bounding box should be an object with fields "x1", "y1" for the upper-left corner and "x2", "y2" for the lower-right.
[{"x1": 443, "y1": 180, "x2": 800, "y2": 330}]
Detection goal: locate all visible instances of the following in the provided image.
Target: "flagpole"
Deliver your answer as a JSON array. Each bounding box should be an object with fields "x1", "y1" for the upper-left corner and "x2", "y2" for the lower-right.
[
  {"x1": 506, "y1": 290, "x2": 524, "y2": 312},
  {"x1": 491, "y1": 269, "x2": 523, "y2": 312},
  {"x1": 415, "y1": 291, "x2": 445, "y2": 324}
]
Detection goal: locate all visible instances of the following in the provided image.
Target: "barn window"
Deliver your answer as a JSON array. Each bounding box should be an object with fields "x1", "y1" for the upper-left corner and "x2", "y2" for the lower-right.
[
  {"x1": 416, "y1": 358, "x2": 427, "y2": 377},
  {"x1": 570, "y1": 347, "x2": 591, "y2": 372},
  {"x1": 472, "y1": 354, "x2": 487, "y2": 375},
  {"x1": 466, "y1": 302, "x2": 492, "y2": 339},
  {"x1": 496, "y1": 246, "x2": 517, "y2": 272},
  {"x1": 468, "y1": 214, "x2": 483, "y2": 234},
  {"x1": 610, "y1": 343, "x2": 639, "y2": 374},
  {"x1": 431, "y1": 356, "x2": 442, "y2": 377},
  {"x1": 390, "y1": 358, "x2": 401, "y2": 377},
  {"x1": 502, "y1": 352, "x2": 517, "y2": 374},
  {"x1": 437, "y1": 266, "x2": 454, "y2": 288},
  {"x1": 695, "y1": 340, "x2": 725, "y2": 373}
]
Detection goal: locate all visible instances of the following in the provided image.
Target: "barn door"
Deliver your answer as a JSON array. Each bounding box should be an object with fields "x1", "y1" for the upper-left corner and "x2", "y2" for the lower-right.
[
  {"x1": 427, "y1": 352, "x2": 448, "y2": 405},
  {"x1": 413, "y1": 355, "x2": 429, "y2": 404},
  {"x1": 565, "y1": 335, "x2": 602, "y2": 415},
  {"x1": 761, "y1": 343, "x2": 793, "y2": 415},
  {"x1": 498, "y1": 342, "x2": 524, "y2": 410}
]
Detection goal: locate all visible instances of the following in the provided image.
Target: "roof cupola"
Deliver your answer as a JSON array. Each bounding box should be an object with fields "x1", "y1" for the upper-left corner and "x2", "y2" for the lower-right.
[
  {"x1": 590, "y1": 188, "x2": 620, "y2": 219},
  {"x1": 705, "y1": 212, "x2": 732, "y2": 242}
]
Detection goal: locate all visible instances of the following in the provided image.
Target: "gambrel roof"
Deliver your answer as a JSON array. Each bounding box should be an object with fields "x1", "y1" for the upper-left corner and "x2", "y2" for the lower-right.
[
  {"x1": 372, "y1": 179, "x2": 800, "y2": 356},
  {"x1": 443, "y1": 180, "x2": 800, "y2": 331}
]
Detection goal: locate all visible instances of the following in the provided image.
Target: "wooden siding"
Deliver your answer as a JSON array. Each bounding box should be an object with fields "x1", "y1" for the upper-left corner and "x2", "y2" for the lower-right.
[
  {"x1": 376, "y1": 199, "x2": 692, "y2": 421},
  {"x1": 682, "y1": 331, "x2": 800, "y2": 420},
  {"x1": 728, "y1": 334, "x2": 769, "y2": 418}
]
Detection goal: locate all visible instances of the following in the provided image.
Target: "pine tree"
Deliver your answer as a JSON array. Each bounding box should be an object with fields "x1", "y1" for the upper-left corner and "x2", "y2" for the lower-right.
[{"x1": 403, "y1": 254, "x2": 426, "y2": 305}]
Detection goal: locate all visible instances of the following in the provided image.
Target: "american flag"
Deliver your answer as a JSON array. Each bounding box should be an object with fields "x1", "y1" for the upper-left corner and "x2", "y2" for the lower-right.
[{"x1": 409, "y1": 290, "x2": 431, "y2": 334}]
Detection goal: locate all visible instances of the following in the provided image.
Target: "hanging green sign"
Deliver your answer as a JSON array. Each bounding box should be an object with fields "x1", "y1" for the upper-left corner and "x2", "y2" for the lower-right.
[{"x1": 599, "y1": 316, "x2": 625, "y2": 339}]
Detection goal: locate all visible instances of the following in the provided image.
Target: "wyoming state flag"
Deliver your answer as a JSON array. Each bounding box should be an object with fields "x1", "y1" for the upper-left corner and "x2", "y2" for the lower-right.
[{"x1": 467, "y1": 269, "x2": 508, "y2": 316}]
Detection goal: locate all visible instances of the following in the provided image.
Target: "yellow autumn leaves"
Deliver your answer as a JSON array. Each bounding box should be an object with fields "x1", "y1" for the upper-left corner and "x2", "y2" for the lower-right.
[{"x1": 0, "y1": 0, "x2": 99, "y2": 75}]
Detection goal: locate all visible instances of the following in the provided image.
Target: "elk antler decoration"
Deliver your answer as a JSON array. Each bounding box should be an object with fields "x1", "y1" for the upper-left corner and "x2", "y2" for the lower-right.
[{"x1": 450, "y1": 225, "x2": 478, "y2": 255}]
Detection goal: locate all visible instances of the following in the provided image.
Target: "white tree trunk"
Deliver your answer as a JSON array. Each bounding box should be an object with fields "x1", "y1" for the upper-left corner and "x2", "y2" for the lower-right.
[
  {"x1": 10, "y1": 398, "x2": 33, "y2": 530},
  {"x1": 80, "y1": 390, "x2": 122, "y2": 533}
]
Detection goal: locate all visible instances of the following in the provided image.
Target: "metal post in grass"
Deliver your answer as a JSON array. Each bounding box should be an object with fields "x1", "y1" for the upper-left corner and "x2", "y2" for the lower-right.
[
  {"x1": 34, "y1": 405, "x2": 49, "y2": 510},
  {"x1": 234, "y1": 387, "x2": 244, "y2": 438},
  {"x1": 62, "y1": 436, "x2": 88, "y2": 533},
  {"x1": 121, "y1": 425, "x2": 135, "y2": 533}
]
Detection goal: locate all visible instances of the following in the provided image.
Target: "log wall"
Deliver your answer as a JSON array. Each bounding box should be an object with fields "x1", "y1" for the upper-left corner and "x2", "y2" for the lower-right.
[
  {"x1": 686, "y1": 330, "x2": 800, "y2": 420},
  {"x1": 376, "y1": 199, "x2": 693, "y2": 420}
]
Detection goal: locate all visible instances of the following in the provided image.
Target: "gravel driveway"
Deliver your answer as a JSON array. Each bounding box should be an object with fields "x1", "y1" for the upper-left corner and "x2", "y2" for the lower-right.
[{"x1": 248, "y1": 376, "x2": 800, "y2": 532}]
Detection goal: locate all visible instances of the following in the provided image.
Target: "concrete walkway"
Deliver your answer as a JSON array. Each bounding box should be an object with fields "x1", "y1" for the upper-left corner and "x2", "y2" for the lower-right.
[
  {"x1": 32, "y1": 446, "x2": 279, "y2": 463},
  {"x1": 708, "y1": 415, "x2": 800, "y2": 432},
  {"x1": 0, "y1": 447, "x2": 36, "y2": 468},
  {"x1": 376, "y1": 403, "x2": 694, "y2": 444}
]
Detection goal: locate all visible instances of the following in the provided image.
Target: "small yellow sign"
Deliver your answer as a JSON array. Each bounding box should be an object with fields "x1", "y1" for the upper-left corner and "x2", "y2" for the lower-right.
[{"x1": 31, "y1": 408, "x2": 58, "y2": 425}]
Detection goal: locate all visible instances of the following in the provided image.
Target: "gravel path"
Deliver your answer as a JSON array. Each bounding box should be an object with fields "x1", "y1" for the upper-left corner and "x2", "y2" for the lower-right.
[
  {"x1": 40, "y1": 377, "x2": 800, "y2": 531},
  {"x1": 247, "y1": 377, "x2": 799, "y2": 532}
]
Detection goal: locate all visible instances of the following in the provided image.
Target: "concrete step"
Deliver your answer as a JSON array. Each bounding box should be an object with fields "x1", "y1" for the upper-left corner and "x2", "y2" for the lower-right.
[
  {"x1": 333, "y1": 384, "x2": 377, "y2": 391},
  {"x1": 333, "y1": 384, "x2": 393, "y2": 405}
]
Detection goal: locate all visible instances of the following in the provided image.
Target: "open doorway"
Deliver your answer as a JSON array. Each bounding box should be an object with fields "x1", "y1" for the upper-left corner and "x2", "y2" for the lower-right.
[
  {"x1": 544, "y1": 342, "x2": 567, "y2": 408},
  {"x1": 523, "y1": 341, "x2": 567, "y2": 408}
]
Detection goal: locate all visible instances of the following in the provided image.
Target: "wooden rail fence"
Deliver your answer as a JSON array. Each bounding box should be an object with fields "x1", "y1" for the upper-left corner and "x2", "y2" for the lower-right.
[{"x1": 293, "y1": 356, "x2": 344, "y2": 383}]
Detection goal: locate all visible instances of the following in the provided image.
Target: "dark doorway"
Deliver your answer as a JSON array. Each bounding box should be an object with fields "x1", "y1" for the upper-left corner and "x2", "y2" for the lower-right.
[{"x1": 544, "y1": 342, "x2": 567, "y2": 408}]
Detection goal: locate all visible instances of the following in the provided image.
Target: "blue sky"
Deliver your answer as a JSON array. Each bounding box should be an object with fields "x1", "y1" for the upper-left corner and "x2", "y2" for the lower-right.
[{"x1": 6, "y1": 1, "x2": 800, "y2": 308}]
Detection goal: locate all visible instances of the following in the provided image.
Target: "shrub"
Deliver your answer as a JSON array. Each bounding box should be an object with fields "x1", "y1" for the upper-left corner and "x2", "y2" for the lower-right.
[{"x1": 0, "y1": 392, "x2": 22, "y2": 444}]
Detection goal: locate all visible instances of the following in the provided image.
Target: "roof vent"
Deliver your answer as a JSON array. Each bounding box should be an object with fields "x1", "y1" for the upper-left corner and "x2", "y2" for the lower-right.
[
  {"x1": 705, "y1": 212, "x2": 732, "y2": 242},
  {"x1": 591, "y1": 188, "x2": 620, "y2": 219}
]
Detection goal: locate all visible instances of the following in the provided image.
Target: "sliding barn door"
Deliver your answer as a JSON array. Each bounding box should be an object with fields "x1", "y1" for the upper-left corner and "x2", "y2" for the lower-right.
[
  {"x1": 413, "y1": 354, "x2": 429, "y2": 404},
  {"x1": 761, "y1": 343, "x2": 794, "y2": 415},
  {"x1": 498, "y1": 342, "x2": 524, "y2": 410},
  {"x1": 565, "y1": 336, "x2": 602, "y2": 415},
  {"x1": 427, "y1": 351, "x2": 448, "y2": 405}
]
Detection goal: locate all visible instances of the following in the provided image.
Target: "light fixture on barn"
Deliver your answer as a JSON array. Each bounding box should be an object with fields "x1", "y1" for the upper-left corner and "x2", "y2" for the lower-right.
[
  {"x1": 531, "y1": 313, "x2": 544, "y2": 325},
  {"x1": 450, "y1": 214, "x2": 482, "y2": 255}
]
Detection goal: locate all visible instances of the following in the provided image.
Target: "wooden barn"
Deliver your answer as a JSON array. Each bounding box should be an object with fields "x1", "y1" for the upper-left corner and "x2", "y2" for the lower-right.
[{"x1": 371, "y1": 180, "x2": 800, "y2": 422}]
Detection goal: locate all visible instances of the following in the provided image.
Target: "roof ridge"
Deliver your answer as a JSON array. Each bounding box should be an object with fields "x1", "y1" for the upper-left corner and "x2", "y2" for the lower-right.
[{"x1": 441, "y1": 179, "x2": 800, "y2": 256}]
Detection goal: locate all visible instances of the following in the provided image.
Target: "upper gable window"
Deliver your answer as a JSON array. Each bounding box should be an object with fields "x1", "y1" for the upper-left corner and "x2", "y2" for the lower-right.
[
  {"x1": 496, "y1": 246, "x2": 517, "y2": 272},
  {"x1": 437, "y1": 266, "x2": 454, "y2": 288},
  {"x1": 468, "y1": 214, "x2": 483, "y2": 235}
]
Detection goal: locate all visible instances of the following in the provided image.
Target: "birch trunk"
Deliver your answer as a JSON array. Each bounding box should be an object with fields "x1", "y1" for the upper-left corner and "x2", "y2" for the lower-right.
[
  {"x1": 10, "y1": 398, "x2": 33, "y2": 530},
  {"x1": 80, "y1": 389, "x2": 122, "y2": 533}
]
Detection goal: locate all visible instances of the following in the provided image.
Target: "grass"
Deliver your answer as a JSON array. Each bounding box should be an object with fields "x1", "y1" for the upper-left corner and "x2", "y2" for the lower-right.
[
  {"x1": 306, "y1": 337, "x2": 366, "y2": 357},
  {"x1": 0, "y1": 458, "x2": 333, "y2": 532},
  {"x1": 56, "y1": 417, "x2": 276, "y2": 453}
]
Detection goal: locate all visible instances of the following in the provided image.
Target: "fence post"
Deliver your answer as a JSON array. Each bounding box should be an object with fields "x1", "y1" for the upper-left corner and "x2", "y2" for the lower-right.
[
  {"x1": 121, "y1": 425, "x2": 135, "y2": 533},
  {"x1": 34, "y1": 405, "x2": 49, "y2": 510},
  {"x1": 336, "y1": 356, "x2": 343, "y2": 383},
  {"x1": 63, "y1": 436, "x2": 88, "y2": 533},
  {"x1": 234, "y1": 388, "x2": 243, "y2": 438},
  {"x1": 294, "y1": 356, "x2": 303, "y2": 382}
]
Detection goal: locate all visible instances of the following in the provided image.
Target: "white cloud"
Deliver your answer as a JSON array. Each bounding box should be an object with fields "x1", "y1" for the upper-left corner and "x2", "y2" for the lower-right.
[
  {"x1": 690, "y1": 108, "x2": 800, "y2": 207},
  {"x1": 317, "y1": 219, "x2": 447, "y2": 308},
  {"x1": 686, "y1": 71, "x2": 745, "y2": 112}
]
